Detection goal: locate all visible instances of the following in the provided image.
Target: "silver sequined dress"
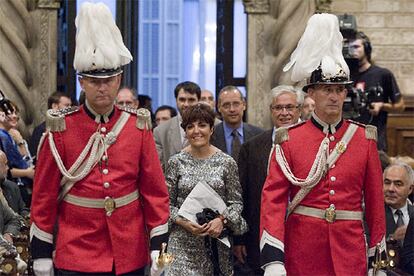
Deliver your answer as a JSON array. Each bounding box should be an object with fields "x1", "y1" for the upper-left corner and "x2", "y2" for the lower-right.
[{"x1": 165, "y1": 150, "x2": 247, "y2": 276}]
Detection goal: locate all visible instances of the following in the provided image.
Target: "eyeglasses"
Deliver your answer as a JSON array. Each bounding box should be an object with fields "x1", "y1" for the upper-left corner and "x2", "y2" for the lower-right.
[
  {"x1": 271, "y1": 104, "x2": 300, "y2": 112},
  {"x1": 117, "y1": 101, "x2": 134, "y2": 106},
  {"x1": 221, "y1": 101, "x2": 243, "y2": 110}
]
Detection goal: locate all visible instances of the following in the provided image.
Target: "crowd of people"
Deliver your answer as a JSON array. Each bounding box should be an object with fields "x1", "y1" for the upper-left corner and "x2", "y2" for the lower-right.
[{"x1": 0, "y1": 4, "x2": 411, "y2": 276}]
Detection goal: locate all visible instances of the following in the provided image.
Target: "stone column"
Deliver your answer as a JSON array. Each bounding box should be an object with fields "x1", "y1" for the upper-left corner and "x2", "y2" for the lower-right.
[
  {"x1": 243, "y1": 0, "x2": 271, "y2": 128},
  {"x1": 243, "y1": 0, "x2": 316, "y2": 128},
  {"x1": 0, "y1": 0, "x2": 60, "y2": 136}
]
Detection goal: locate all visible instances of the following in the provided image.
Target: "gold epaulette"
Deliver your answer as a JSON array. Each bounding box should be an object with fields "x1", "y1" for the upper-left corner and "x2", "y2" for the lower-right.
[
  {"x1": 118, "y1": 106, "x2": 152, "y2": 130},
  {"x1": 347, "y1": 119, "x2": 377, "y2": 141},
  {"x1": 274, "y1": 121, "x2": 306, "y2": 144},
  {"x1": 274, "y1": 127, "x2": 289, "y2": 144},
  {"x1": 365, "y1": 125, "x2": 377, "y2": 141},
  {"x1": 45, "y1": 106, "x2": 80, "y2": 132}
]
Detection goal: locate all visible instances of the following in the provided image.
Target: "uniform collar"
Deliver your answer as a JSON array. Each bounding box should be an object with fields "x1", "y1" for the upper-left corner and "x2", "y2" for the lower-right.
[
  {"x1": 311, "y1": 112, "x2": 343, "y2": 134},
  {"x1": 84, "y1": 100, "x2": 115, "y2": 123}
]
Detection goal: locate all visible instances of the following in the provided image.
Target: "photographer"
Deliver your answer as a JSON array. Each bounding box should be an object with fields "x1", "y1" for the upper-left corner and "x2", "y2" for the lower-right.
[{"x1": 350, "y1": 32, "x2": 405, "y2": 151}]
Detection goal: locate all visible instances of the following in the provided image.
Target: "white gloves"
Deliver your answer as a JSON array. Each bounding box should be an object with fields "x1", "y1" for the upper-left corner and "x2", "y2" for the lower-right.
[
  {"x1": 368, "y1": 268, "x2": 387, "y2": 276},
  {"x1": 264, "y1": 263, "x2": 286, "y2": 276},
  {"x1": 16, "y1": 253, "x2": 27, "y2": 273},
  {"x1": 33, "y1": 258, "x2": 54, "y2": 276},
  {"x1": 150, "y1": 250, "x2": 163, "y2": 276}
]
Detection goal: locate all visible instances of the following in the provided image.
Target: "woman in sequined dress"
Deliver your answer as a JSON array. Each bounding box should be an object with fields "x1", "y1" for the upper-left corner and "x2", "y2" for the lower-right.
[{"x1": 165, "y1": 103, "x2": 247, "y2": 276}]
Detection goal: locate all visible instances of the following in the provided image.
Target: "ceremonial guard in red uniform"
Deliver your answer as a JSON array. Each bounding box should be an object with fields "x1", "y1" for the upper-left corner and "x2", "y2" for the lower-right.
[
  {"x1": 260, "y1": 14, "x2": 386, "y2": 276},
  {"x1": 30, "y1": 3, "x2": 169, "y2": 275}
]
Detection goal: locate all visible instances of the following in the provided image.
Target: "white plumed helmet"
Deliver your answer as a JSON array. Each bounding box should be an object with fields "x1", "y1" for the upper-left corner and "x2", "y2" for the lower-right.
[{"x1": 73, "y1": 2, "x2": 133, "y2": 78}]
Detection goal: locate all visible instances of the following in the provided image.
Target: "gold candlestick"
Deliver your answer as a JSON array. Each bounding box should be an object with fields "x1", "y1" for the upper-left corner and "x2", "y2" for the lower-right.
[{"x1": 156, "y1": 242, "x2": 174, "y2": 268}]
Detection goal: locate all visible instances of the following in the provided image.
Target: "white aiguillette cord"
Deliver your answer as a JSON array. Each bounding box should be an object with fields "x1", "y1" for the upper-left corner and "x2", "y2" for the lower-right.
[{"x1": 275, "y1": 123, "x2": 358, "y2": 215}]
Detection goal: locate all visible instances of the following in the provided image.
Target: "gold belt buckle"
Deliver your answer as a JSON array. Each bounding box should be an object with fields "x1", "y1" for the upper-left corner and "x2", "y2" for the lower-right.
[
  {"x1": 104, "y1": 196, "x2": 116, "y2": 216},
  {"x1": 324, "y1": 206, "x2": 336, "y2": 223}
]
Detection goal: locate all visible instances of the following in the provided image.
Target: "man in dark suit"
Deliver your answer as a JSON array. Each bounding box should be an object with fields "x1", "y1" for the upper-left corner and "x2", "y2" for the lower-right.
[
  {"x1": 234, "y1": 85, "x2": 303, "y2": 275},
  {"x1": 211, "y1": 85, "x2": 263, "y2": 160},
  {"x1": 29, "y1": 92, "x2": 72, "y2": 157},
  {"x1": 401, "y1": 212, "x2": 414, "y2": 274},
  {"x1": 384, "y1": 161, "x2": 414, "y2": 242},
  {"x1": 383, "y1": 161, "x2": 414, "y2": 272}
]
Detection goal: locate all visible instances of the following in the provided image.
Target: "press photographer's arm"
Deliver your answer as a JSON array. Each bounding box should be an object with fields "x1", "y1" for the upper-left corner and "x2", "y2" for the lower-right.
[{"x1": 370, "y1": 97, "x2": 405, "y2": 116}]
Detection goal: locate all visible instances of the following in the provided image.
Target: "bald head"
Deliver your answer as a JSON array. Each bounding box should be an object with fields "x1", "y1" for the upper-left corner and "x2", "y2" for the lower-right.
[{"x1": 117, "y1": 87, "x2": 138, "y2": 108}]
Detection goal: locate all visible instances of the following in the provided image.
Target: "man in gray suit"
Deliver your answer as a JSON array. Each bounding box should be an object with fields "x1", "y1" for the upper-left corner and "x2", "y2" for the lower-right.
[
  {"x1": 234, "y1": 85, "x2": 303, "y2": 275},
  {"x1": 384, "y1": 161, "x2": 414, "y2": 242},
  {"x1": 211, "y1": 86, "x2": 263, "y2": 160},
  {"x1": 153, "y1": 81, "x2": 201, "y2": 169}
]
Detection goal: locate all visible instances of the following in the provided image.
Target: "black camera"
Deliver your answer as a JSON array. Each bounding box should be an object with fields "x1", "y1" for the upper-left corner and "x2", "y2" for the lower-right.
[
  {"x1": 337, "y1": 14, "x2": 384, "y2": 119},
  {"x1": 343, "y1": 85, "x2": 384, "y2": 119},
  {"x1": 337, "y1": 14, "x2": 359, "y2": 74}
]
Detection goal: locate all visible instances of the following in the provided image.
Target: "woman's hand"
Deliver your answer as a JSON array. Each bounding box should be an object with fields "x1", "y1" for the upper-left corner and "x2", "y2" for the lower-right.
[
  {"x1": 207, "y1": 218, "x2": 223, "y2": 238},
  {"x1": 176, "y1": 218, "x2": 209, "y2": 237}
]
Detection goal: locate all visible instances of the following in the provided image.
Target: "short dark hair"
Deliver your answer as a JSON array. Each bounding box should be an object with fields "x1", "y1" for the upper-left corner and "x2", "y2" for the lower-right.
[
  {"x1": 174, "y1": 81, "x2": 201, "y2": 99},
  {"x1": 0, "y1": 99, "x2": 16, "y2": 114},
  {"x1": 155, "y1": 105, "x2": 177, "y2": 118},
  {"x1": 355, "y1": 31, "x2": 372, "y2": 62},
  {"x1": 48, "y1": 91, "x2": 70, "y2": 109},
  {"x1": 181, "y1": 102, "x2": 215, "y2": 130}
]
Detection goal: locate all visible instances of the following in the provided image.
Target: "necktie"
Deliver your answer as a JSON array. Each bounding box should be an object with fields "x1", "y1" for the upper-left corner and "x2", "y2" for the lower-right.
[
  {"x1": 231, "y1": 129, "x2": 241, "y2": 161},
  {"x1": 395, "y1": 209, "x2": 404, "y2": 228}
]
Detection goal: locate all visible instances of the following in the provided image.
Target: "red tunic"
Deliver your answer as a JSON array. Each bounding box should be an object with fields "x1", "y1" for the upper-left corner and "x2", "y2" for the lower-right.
[
  {"x1": 31, "y1": 106, "x2": 169, "y2": 274},
  {"x1": 260, "y1": 119, "x2": 385, "y2": 276}
]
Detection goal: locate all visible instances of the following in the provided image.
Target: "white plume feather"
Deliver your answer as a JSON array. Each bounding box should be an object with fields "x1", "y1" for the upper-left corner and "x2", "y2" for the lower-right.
[
  {"x1": 283, "y1": 13, "x2": 349, "y2": 82},
  {"x1": 74, "y1": 2, "x2": 132, "y2": 72}
]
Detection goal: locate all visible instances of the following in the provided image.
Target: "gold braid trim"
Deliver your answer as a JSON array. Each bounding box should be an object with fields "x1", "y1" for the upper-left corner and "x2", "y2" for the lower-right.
[
  {"x1": 118, "y1": 106, "x2": 152, "y2": 130},
  {"x1": 136, "y1": 108, "x2": 152, "y2": 130},
  {"x1": 274, "y1": 127, "x2": 289, "y2": 144},
  {"x1": 45, "y1": 106, "x2": 79, "y2": 132},
  {"x1": 365, "y1": 125, "x2": 377, "y2": 141}
]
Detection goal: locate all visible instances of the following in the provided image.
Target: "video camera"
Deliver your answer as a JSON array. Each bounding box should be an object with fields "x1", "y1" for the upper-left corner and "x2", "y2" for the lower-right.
[{"x1": 337, "y1": 14, "x2": 384, "y2": 119}]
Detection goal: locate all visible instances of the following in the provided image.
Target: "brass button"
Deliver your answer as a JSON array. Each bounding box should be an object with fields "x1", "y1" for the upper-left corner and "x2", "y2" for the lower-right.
[
  {"x1": 102, "y1": 155, "x2": 108, "y2": 161},
  {"x1": 104, "y1": 196, "x2": 116, "y2": 216},
  {"x1": 329, "y1": 136, "x2": 335, "y2": 141},
  {"x1": 330, "y1": 176, "x2": 336, "y2": 182},
  {"x1": 329, "y1": 190, "x2": 335, "y2": 196},
  {"x1": 101, "y1": 127, "x2": 107, "y2": 133},
  {"x1": 103, "y1": 182, "x2": 110, "y2": 189},
  {"x1": 102, "y1": 168, "x2": 109, "y2": 175}
]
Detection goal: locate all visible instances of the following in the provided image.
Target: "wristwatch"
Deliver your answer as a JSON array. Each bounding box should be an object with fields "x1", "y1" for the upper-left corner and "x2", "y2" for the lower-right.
[{"x1": 218, "y1": 214, "x2": 228, "y2": 225}]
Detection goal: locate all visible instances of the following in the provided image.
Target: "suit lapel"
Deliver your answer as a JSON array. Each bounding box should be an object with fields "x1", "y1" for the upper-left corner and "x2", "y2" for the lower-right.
[
  {"x1": 168, "y1": 117, "x2": 183, "y2": 155},
  {"x1": 385, "y1": 205, "x2": 397, "y2": 237},
  {"x1": 243, "y1": 124, "x2": 255, "y2": 141},
  {"x1": 261, "y1": 130, "x2": 273, "y2": 170},
  {"x1": 213, "y1": 123, "x2": 227, "y2": 152}
]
